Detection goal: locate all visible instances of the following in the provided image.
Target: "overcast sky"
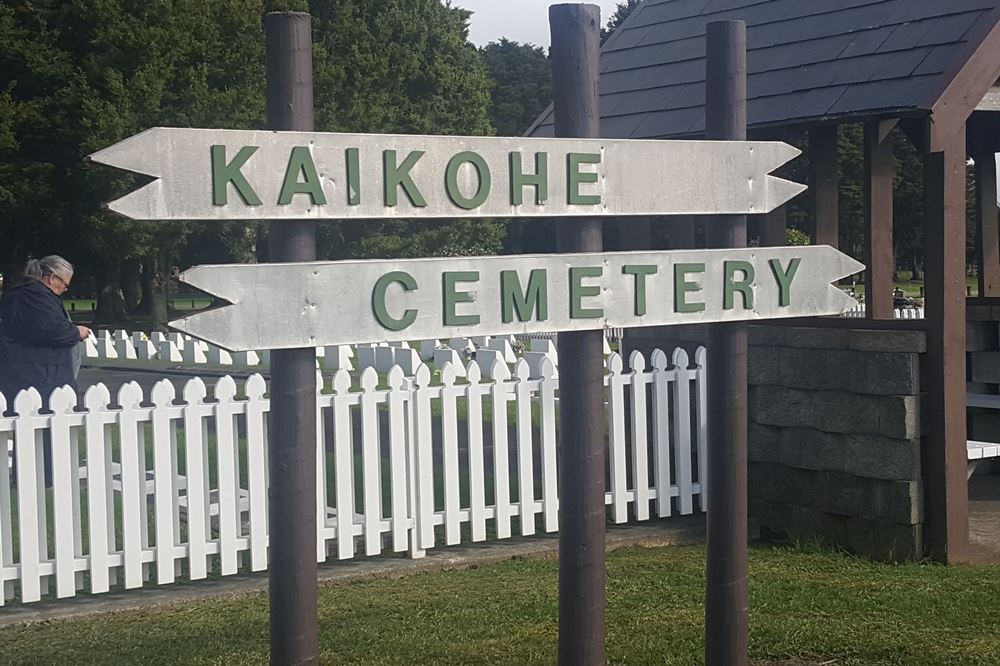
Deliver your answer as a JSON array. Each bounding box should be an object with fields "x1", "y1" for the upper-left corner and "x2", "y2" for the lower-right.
[{"x1": 449, "y1": 0, "x2": 624, "y2": 49}]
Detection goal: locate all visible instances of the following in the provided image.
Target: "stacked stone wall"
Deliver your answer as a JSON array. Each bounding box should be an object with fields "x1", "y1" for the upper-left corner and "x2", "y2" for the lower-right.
[{"x1": 746, "y1": 327, "x2": 925, "y2": 561}]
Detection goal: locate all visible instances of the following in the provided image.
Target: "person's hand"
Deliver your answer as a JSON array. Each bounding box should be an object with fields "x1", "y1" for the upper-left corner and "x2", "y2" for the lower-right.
[{"x1": 77, "y1": 325, "x2": 93, "y2": 340}]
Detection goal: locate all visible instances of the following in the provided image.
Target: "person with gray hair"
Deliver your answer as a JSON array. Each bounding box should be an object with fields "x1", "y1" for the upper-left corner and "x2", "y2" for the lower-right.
[{"x1": 0, "y1": 255, "x2": 92, "y2": 412}]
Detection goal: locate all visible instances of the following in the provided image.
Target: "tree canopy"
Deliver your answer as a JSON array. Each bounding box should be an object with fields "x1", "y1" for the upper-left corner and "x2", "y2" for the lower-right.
[{"x1": 1, "y1": 0, "x2": 498, "y2": 326}]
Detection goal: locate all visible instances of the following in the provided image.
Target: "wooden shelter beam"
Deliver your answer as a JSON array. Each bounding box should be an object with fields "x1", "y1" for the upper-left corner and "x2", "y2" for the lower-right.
[
  {"x1": 922, "y1": 124, "x2": 969, "y2": 563},
  {"x1": 809, "y1": 125, "x2": 839, "y2": 247},
  {"x1": 974, "y1": 151, "x2": 1000, "y2": 296},
  {"x1": 864, "y1": 120, "x2": 896, "y2": 319},
  {"x1": 926, "y1": 9, "x2": 1000, "y2": 152}
]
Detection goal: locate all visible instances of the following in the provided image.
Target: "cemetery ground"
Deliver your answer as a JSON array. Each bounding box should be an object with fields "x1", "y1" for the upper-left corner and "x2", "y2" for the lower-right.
[{"x1": 1, "y1": 539, "x2": 999, "y2": 665}]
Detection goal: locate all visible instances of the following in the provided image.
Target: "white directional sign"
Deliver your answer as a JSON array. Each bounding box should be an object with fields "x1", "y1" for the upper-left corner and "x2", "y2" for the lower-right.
[
  {"x1": 88, "y1": 127, "x2": 806, "y2": 221},
  {"x1": 171, "y1": 247, "x2": 863, "y2": 352}
]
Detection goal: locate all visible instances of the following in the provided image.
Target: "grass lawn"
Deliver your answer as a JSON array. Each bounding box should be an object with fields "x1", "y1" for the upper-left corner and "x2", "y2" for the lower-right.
[{"x1": 2, "y1": 543, "x2": 999, "y2": 665}]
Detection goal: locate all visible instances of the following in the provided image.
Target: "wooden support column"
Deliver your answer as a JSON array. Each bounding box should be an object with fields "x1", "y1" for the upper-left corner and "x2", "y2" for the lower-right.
[
  {"x1": 809, "y1": 125, "x2": 839, "y2": 247},
  {"x1": 616, "y1": 216, "x2": 652, "y2": 251},
  {"x1": 923, "y1": 126, "x2": 969, "y2": 563},
  {"x1": 973, "y1": 150, "x2": 1000, "y2": 296},
  {"x1": 757, "y1": 206, "x2": 786, "y2": 247},
  {"x1": 864, "y1": 120, "x2": 897, "y2": 319},
  {"x1": 667, "y1": 215, "x2": 697, "y2": 249}
]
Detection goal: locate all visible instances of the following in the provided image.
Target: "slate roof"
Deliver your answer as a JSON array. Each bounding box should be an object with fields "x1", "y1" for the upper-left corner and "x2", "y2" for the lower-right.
[{"x1": 527, "y1": 0, "x2": 1000, "y2": 139}]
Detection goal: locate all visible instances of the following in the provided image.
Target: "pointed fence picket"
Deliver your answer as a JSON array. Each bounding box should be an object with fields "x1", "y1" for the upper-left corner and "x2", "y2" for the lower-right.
[{"x1": 0, "y1": 346, "x2": 706, "y2": 605}]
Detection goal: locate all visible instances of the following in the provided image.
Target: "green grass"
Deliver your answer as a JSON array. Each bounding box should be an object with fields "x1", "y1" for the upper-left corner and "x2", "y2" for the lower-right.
[{"x1": 2, "y1": 542, "x2": 999, "y2": 665}]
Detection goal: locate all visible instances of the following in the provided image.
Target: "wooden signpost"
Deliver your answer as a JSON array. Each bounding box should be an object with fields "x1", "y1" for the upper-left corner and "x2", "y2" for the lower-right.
[{"x1": 87, "y1": 6, "x2": 863, "y2": 666}]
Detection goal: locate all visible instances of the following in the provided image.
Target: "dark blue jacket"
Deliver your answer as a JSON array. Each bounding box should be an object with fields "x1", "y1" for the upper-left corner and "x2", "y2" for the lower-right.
[{"x1": 0, "y1": 280, "x2": 80, "y2": 410}]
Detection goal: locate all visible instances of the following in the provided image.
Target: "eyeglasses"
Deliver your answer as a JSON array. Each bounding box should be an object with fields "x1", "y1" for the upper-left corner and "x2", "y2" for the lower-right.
[{"x1": 50, "y1": 274, "x2": 71, "y2": 291}]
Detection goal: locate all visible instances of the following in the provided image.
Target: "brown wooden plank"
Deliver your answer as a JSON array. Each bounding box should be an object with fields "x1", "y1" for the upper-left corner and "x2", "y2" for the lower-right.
[
  {"x1": 810, "y1": 125, "x2": 839, "y2": 247},
  {"x1": 973, "y1": 150, "x2": 1000, "y2": 296},
  {"x1": 864, "y1": 120, "x2": 896, "y2": 319},
  {"x1": 922, "y1": 126, "x2": 970, "y2": 564}
]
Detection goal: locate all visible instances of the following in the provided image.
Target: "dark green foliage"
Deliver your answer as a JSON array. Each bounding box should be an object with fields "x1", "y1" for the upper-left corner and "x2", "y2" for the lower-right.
[
  {"x1": 304, "y1": 0, "x2": 501, "y2": 260},
  {"x1": 1, "y1": 0, "x2": 501, "y2": 319},
  {"x1": 479, "y1": 39, "x2": 551, "y2": 137},
  {"x1": 601, "y1": 0, "x2": 641, "y2": 42}
]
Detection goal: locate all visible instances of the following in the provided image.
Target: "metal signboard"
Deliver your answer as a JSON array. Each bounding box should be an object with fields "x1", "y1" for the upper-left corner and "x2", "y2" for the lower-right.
[
  {"x1": 87, "y1": 127, "x2": 806, "y2": 221},
  {"x1": 171, "y1": 246, "x2": 863, "y2": 352}
]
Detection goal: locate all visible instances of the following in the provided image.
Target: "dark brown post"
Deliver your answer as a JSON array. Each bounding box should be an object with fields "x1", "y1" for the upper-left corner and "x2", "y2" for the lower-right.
[
  {"x1": 549, "y1": 5, "x2": 606, "y2": 665},
  {"x1": 703, "y1": 20, "x2": 749, "y2": 666},
  {"x1": 809, "y1": 125, "x2": 839, "y2": 247},
  {"x1": 923, "y1": 126, "x2": 969, "y2": 563},
  {"x1": 265, "y1": 12, "x2": 319, "y2": 666},
  {"x1": 973, "y1": 149, "x2": 1000, "y2": 296},
  {"x1": 758, "y1": 206, "x2": 786, "y2": 247},
  {"x1": 864, "y1": 120, "x2": 896, "y2": 319}
]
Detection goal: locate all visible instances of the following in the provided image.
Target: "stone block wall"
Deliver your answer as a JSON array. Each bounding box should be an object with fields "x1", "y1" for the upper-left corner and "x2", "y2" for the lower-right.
[{"x1": 746, "y1": 326, "x2": 925, "y2": 561}]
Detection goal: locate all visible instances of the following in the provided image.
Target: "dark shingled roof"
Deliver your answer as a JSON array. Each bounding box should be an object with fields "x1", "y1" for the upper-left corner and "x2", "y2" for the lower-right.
[{"x1": 527, "y1": 0, "x2": 1000, "y2": 139}]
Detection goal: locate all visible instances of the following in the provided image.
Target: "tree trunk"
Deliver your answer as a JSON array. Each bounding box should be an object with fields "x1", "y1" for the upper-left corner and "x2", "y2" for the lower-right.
[
  {"x1": 142, "y1": 251, "x2": 170, "y2": 330},
  {"x1": 121, "y1": 258, "x2": 142, "y2": 311},
  {"x1": 92, "y1": 260, "x2": 129, "y2": 327}
]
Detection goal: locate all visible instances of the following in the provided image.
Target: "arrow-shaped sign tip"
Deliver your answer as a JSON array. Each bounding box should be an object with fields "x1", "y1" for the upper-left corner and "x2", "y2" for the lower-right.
[{"x1": 764, "y1": 176, "x2": 808, "y2": 213}]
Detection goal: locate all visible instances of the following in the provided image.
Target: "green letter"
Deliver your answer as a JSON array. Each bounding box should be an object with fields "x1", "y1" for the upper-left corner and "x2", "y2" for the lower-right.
[
  {"x1": 510, "y1": 152, "x2": 548, "y2": 205},
  {"x1": 211, "y1": 145, "x2": 261, "y2": 206},
  {"x1": 501, "y1": 269, "x2": 548, "y2": 323},
  {"x1": 443, "y1": 271, "x2": 480, "y2": 326},
  {"x1": 724, "y1": 260, "x2": 755, "y2": 310},
  {"x1": 445, "y1": 151, "x2": 491, "y2": 210},
  {"x1": 622, "y1": 265, "x2": 658, "y2": 316},
  {"x1": 569, "y1": 266, "x2": 604, "y2": 319},
  {"x1": 769, "y1": 258, "x2": 801, "y2": 307},
  {"x1": 674, "y1": 263, "x2": 706, "y2": 313},
  {"x1": 372, "y1": 272, "x2": 418, "y2": 332},
  {"x1": 384, "y1": 150, "x2": 427, "y2": 207},
  {"x1": 346, "y1": 147, "x2": 361, "y2": 205},
  {"x1": 278, "y1": 146, "x2": 327, "y2": 206},
  {"x1": 567, "y1": 153, "x2": 602, "y2": 205}
]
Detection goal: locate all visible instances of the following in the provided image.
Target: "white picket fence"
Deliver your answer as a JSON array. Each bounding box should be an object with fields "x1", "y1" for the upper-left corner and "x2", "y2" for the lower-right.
[
  {"x1": 80, "y1": 329, "x2": 622, "y2": 373},
  {"x1": 0, "y1": 347, "x2": 706, "y2": 606},
  {"x1": 842, "y1": 304, "x2": 925, "y2": 319}
]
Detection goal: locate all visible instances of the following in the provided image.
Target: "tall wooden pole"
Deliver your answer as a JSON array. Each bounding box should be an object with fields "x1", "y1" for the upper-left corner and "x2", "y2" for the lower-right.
[
  {"x1": 864, "y1": 120, "x2": 896, "y2": 319},
  {"x1": 549, "y1": 5, "x2": 606, "y2": 665},
  {"x1": 809, "y1": 125, "x2": 839, "y2": 248},
  {"x1": 703, "y1": 20, "x2": 749, "y2": 666},
  {"x1": 265, "y1": 12, "x2": 319, "y2": 666},
  {"x1": 923, "y1": 126, "x2": 969, "y2": 563}
]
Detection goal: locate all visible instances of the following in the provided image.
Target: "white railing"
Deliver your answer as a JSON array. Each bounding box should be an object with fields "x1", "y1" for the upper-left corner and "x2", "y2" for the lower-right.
[
  {"x1": 841, "y1": 304, "x2": 925, "y2": 319},
  {"x1": 0, "y1": 347, "x2": 706, "y2": 606}
]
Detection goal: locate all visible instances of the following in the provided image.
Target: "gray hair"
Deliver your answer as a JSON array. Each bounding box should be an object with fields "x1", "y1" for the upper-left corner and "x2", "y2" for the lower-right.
[{"x1": 23, "y1": 255, "x2": 74, "y2": 283}]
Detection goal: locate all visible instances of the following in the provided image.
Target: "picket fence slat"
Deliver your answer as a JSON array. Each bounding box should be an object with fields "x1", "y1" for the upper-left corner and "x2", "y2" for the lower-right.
[
  {"x1": 332, "y1": 370, "x2": 355, "y2": 560},
  {"x1": 465, "y1": 365, "x2": 488, "y2": 542},
  {"x1": 607, "y1": 354, "x2": 629, "y2": 523},
  {"x1": 673, "y1": 349, "x2": 696, "y2": 515},
  {"x1": 183, "y1": 379, "x2": 210, "y2": 580},
  {"x1": 360, "y1": 369, "x2": 383, "y2": 556},
  {"x1": 490, "y1": 362, "x2": 512, "y2": 540},
  {"x1": 1, "y1": 345, "x2": 707, "y2": 606},
  {"x1": 629, "y1": 352, "x2": 651, "y2": 522}
]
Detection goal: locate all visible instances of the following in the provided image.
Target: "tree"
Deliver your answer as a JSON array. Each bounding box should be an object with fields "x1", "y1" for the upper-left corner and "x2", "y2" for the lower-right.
[
  {"x1": 480, "y1": 39, "x2": 551, "y2": 137},
  {"x1": 601, "y1": 0, "x2": 641, "y2": 42},
  {"x1": 306, "y1": 0, "x2": 501, "y2": 260},
  {"x1": 0, "y1": 0, "x2": 266, "y2": 326}
]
